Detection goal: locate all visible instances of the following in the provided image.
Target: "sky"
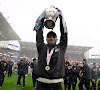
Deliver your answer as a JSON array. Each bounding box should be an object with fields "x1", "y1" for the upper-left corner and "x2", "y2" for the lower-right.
[{"x1": 0, "y1": 0, "x2": 100, "y2": 56}]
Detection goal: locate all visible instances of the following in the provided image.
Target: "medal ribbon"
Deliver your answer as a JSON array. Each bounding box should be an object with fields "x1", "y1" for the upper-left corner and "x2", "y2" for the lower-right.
[{"x1": 46, "y1": 48, "x2": 54, "y2": 65}]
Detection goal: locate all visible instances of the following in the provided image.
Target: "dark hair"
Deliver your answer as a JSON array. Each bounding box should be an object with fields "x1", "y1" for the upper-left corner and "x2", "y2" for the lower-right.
[
  {"x1": 2, "y1": 55, "x2": 6, "y2": 57},
  {"x1": 93, "y1": 63, "x2": 96, "y2": 65},
  {"x1": 83, "y1": 58, "x2": 87, "y2": 62},
  {"x1": 47, "y1": 31, "x2": 57, "y2": 38},
  {"x1": 33, "y1": 58, "x2": 36, "y2": 61}
]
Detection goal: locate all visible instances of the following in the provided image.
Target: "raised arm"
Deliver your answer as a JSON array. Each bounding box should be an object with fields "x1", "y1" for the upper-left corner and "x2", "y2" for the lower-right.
[
  {"x1": 34, "y1": 10, "x2": 46, "y2": 51},
  {"x1": 57, "y1": 9, "x2": 68, "y2": 50}
]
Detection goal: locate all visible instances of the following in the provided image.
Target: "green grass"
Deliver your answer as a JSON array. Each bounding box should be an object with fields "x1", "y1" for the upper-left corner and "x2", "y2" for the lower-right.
[
  {"x1": 0, "y1": 72, "x2": 99, "y2": 90},
  {"x1": 2, "y1": 73, "x2": 33, "y2": 90}
]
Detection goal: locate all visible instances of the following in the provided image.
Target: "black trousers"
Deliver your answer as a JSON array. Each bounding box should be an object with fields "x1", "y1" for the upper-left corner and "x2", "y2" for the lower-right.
[
  {"x1": 17, "y1": 74, "x2": 25, "y2": 87},
  {"x1": 36, "y1": 81, "x2": 63, "y2": 90},
  {"x1": 79, "y1": 78, "x2": 90, "y2": 90},
  {"x1": 91, "y1": 80, "x2": 97, "y2": 90},
  {"x1": 64, "y1": 77, "x2": 69, "y2": 90},
  {"x1": 32, "y1": 73, "x2": 37, "y2": 87},
  {"x1": 8, "y1": 70, "x2": 12, "y2": 77},
  {"x1": 0, "y1": 74, "x2": 5, "y2": 87},
  {"x1": 68, "y1": 79, "x2": 77, "y2": 90}
]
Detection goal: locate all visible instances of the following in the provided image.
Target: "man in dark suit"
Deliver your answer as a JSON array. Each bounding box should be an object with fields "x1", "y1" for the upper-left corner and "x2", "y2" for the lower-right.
[
  {"x1": 91, "y1": 63, "x2": 98, "y2": 90},
  {"x1": 64, "y1": 58, "x2": 71, "y2": 90},
  {"x1": 16, "y1": 56, "x2": 28, "y2": 88},
  {"x1": 79, "y1": 59, "x2": 91, "y2": 90},
  {"x1": 30, "y1": 58, "x2": 38, "y2": 89},
  {"x1": 8, "y1": 58, "x2": 13, "y2": 77},
  {"x1": 0, "y1": 55, "x2": 8, "y2": 88}
]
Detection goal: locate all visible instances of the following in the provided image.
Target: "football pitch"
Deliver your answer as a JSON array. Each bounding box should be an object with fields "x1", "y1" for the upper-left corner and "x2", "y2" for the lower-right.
[{"x1": 1, "y1": 73, "x2": 98, "y2": 90}]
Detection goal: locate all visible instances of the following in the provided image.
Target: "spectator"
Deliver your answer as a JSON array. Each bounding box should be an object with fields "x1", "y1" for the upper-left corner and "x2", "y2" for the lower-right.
[
  {"x1": 30, "y1": 58, "x2": 38, "y2": 89},
  {"x1": 16, "y1": 56, "x2": 28, "y2": 88},
  {"x1": 79, "y1": 59, "x2": 91, "y2": 90},
  {"x1": 0, "y1": 55, "x2": 8, "y2": 88},
  {"x1": 91, "y1": 63, "x2": 98, "y2": 90}
]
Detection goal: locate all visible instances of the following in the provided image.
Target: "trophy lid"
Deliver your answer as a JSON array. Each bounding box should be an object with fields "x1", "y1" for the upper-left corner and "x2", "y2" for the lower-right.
[{"x1": 45, "y1": 5, "x2": 57, "y2": 13}]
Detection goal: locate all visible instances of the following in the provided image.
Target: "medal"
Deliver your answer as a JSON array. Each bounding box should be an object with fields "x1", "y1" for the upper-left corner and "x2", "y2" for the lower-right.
[
  {"x1": 45, "y1": 47, "x2": 55, "y2": 71},
  {"x1": 45, "y1": 66, "x2": 50, "y2": 71}
]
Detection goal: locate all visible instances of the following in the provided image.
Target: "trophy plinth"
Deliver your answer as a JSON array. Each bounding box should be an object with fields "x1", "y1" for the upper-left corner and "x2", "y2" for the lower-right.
[{"x1": 44, "y1": 20, "x2": 55, "y2": 29}]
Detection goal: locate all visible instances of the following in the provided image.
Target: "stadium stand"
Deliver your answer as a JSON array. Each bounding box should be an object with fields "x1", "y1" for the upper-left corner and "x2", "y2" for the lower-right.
[{"x1": 19, "y1": 41, "x2": 92, "y2": 61}]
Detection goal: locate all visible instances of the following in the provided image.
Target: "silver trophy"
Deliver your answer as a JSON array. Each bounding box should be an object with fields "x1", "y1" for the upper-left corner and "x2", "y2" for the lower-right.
[{"x1": 44, "y1": 6, "x2": 59, "y2": 29}]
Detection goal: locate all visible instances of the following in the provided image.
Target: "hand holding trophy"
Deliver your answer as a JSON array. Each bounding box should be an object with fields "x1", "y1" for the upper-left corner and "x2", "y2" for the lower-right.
[{"x1": 34, "y1": 5, "x2": 66, "y2": 32}]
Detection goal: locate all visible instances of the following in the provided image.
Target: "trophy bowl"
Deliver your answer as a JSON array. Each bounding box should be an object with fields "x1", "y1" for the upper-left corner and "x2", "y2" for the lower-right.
[{"x1": 44, "y1": 6, "x2": 58, "y2": 29}]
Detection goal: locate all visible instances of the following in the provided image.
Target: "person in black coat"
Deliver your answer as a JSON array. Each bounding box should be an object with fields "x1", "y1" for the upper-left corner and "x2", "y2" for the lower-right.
[
  {"x1": 0, "y1": 55, "x2": 8, "y2": 88},
  {"x1": 67, "y1": 61, "x2": 79, "y2": 90},
  {"x1": 76, "y1": 62, "x2": 83, "y2": 81},
  {"x1": 64, "y1": 57, "x2": 71, "y2": 90},
  {"x1": 7, "y1": 58, "x2": 13, "y2": 77},
  {"x1": 79, "y1": 59, "x2": 91, "y2": 90},
  {"x1": 91, "y1": 63, "x2": 98, "y2": 90},
  {"x1": 30, "y1": 58, "x2": 38, "y2": 89},
  {"x1": 16, "y1": 56, "x2": 28, "y2": 88},
  {"x1": 34, "y1": 7, "x2": 68, "y2": 90},
  {"x1": 71, "y1": 61, "x2": 79, "y2": 90}
]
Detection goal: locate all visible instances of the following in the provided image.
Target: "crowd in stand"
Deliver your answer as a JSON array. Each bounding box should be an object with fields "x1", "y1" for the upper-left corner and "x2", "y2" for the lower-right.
[{"x1": 0, "y1": 55, "x2": 100, "y2": 90}]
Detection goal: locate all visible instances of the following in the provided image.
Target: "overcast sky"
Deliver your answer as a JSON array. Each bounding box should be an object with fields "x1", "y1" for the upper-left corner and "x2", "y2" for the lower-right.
[{"x1": 0, "y1": 0, "x2": 100, "y2": 55}]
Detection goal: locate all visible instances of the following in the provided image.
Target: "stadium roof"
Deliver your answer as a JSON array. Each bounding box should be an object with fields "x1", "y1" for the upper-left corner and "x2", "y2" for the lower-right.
[
  {"x1": 66, "y1": 45, "x2": 92, "y2": 54},
  {"x1": 19, "y1": 41, "x2": 92, "y2": 54},
  {"x1": 0, "y1": 12, "x2": 21, "y2": 41}
]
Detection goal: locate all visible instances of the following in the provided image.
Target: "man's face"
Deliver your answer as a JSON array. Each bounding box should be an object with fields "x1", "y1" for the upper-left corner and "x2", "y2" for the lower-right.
[
  {"x1": 23, "y1": 56, "x2": 25, "y2": 59},
  {"x1": 65, "y1": 58, "x2": 69, "y2": 62},
  {"x1": 10, "y1": 58, "x2": 12, "y2": 61},
  {"x1": 77, "y1": 61, "x2": 80, "y2": 64},
  {"x1": 82, "y1": 60, "x2": 85, "y2": 64},
  {"x1": 2, "y1": 56, "x2": 6, "y2": 61},
  {"x1": 93, "y1": 64, "x2": 97, "y2": 67},
  {"x1": 47, "y1": 35, "x2": 57, "y2": 44},
  {"x1": 72, "y1": 61, "x2": 75, "y2": 66}
]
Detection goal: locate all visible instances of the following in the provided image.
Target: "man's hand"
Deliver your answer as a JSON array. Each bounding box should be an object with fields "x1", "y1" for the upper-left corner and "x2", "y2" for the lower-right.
[
  {"x1": 4, "y1": 71, "x2": 6, "y2": 74},
  {"x1": 55, "y1": 7, "x2": 61, "y2": 12},
  {"x1": 68, "y1": 66, "x2": 72, "y2": 69},
  {"x1": 79, "y1": 71, "x2": 83, "y2": 77},
  {"x1": 92, "y1": 79, "x2": 95, "y2": 82},
  {"x1": 70, "y1": 66, "x2": 72, "y2": 69},
  {"x1": 55, "y1": 7, "x2": 62, "y2": 19},
  {"x1": 68, "y1": 66, "x2": 71, "y2": 69}
]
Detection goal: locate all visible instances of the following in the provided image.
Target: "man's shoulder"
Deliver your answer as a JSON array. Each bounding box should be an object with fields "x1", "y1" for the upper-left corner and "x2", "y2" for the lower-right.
[
  {"x1": 84, "y1": 63, "x2": 88, "y2": 66},
  {"x1": 83, "y1": 63, "x2": 88, "y2": 69},
  {"x1": 0, "y1": 61, "x2": 3, "y2": 65}
]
